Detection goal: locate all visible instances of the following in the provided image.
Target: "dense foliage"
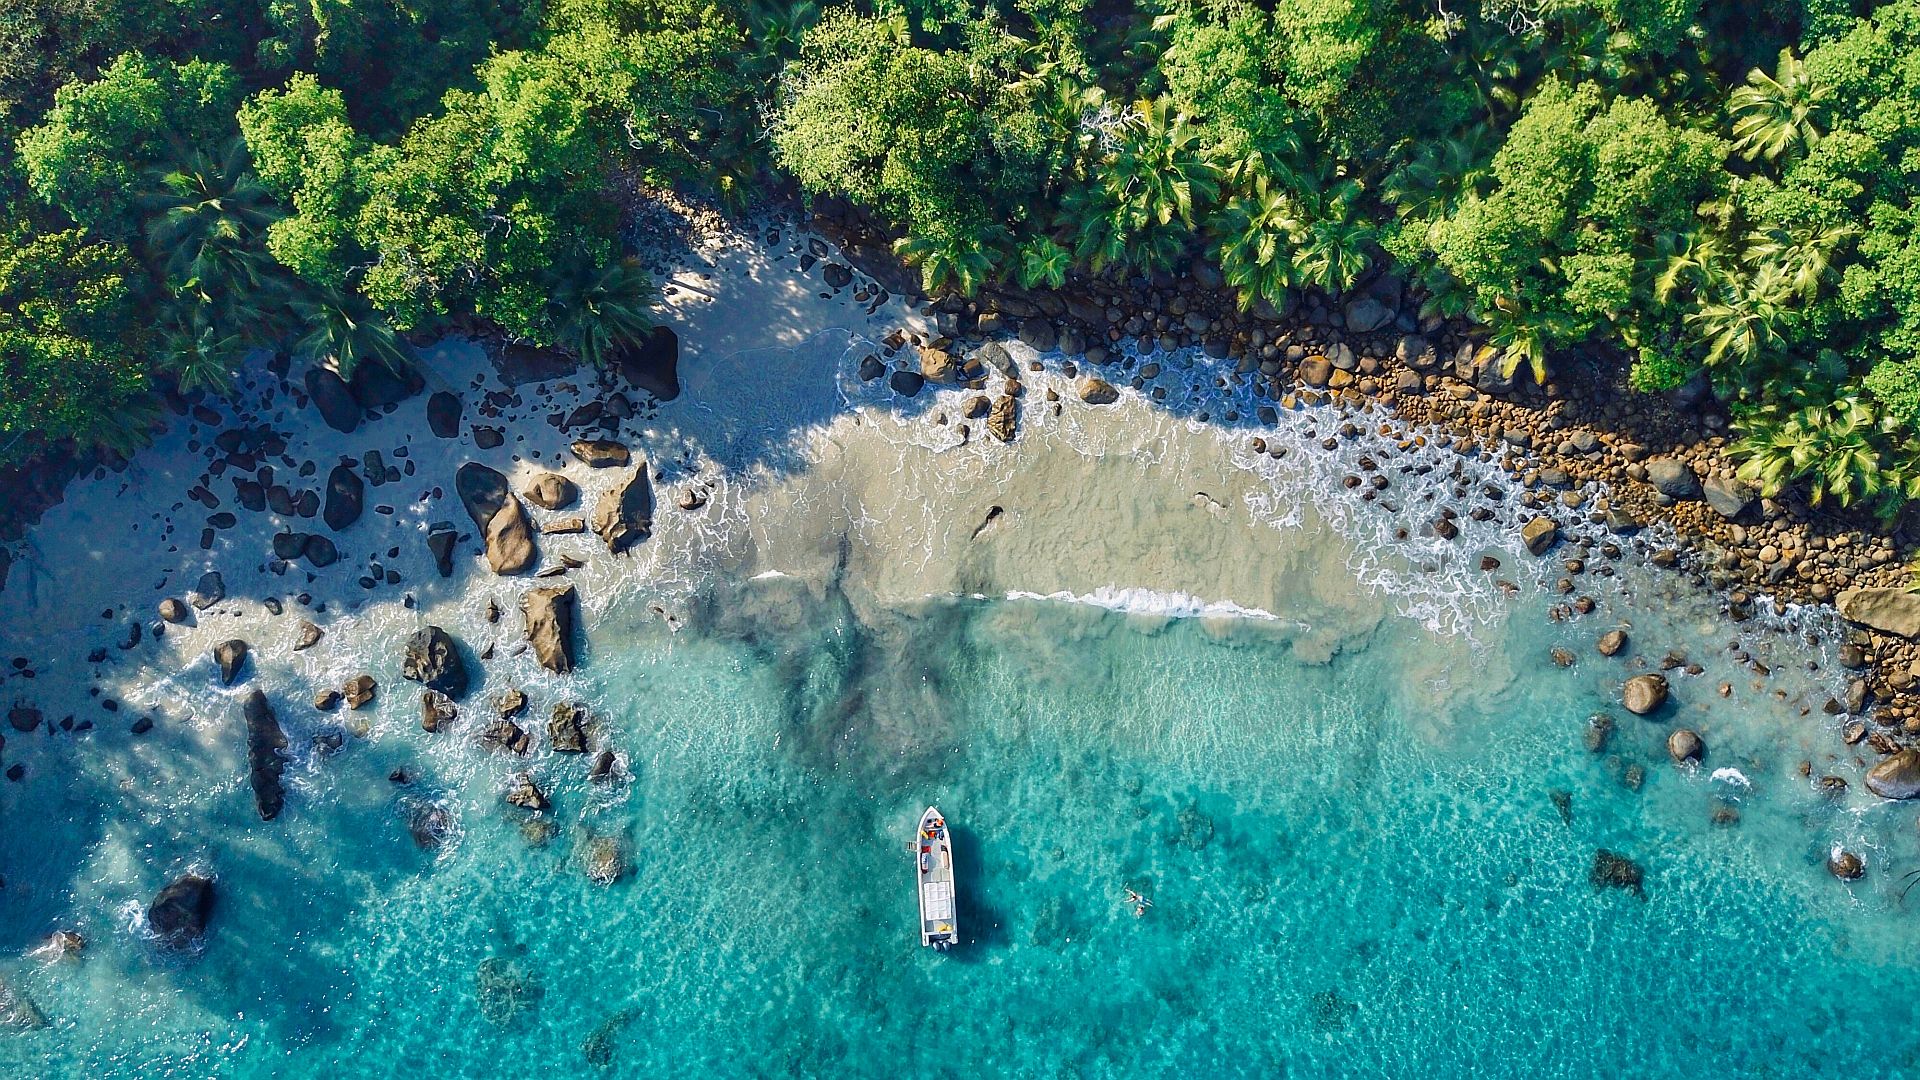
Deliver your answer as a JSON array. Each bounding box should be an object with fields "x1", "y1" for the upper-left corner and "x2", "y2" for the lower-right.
[{"x1": 0, "y1": 0, "x2": 1914, "y2": 520}]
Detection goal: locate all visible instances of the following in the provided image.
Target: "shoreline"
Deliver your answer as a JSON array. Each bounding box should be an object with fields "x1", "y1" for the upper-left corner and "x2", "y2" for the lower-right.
[{"x1": 0, "y1": 201, "x2": 1899, "y2": 816}]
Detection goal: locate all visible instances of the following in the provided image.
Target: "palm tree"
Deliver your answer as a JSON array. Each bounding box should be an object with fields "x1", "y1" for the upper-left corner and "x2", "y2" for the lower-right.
[
  {"x1": 1017, "y1": 236, "x2": 1071, "y2": 290},
  {"x1": 293, "y1": 287, "x2": 412, "y2": 379},
  {"x1": 1060, "y1": 97, "x2": 1218, "y2": 274},
  {"x1": 143, "y1": 141, "x2": 283, "y2": 304},
  {"x1": 1643, "y1": 228, "x2": 1730, "y2": 306},
  {"x1": 1209, "y1": 172, "x2": 1304, "y2": 311},
  {"x1": 1687, "y1": 264, "x2": 1792, "y2": 368},
  {"x1": 1732, "y1": 392, "x2": 1896, "y2": 511},
  {"x1": 1486, "y1": 297, "x2": 1578, "y2": 383},
  {"x1": 1743, "y1": 220, "x2": 1856, "y2": 301},
  {"x1": 1381, "y1": 129, "x2": 1496, "y2": 222},
  {"x1": 894, "y1": 225, "x2": 1008, "y2": 296},
  {"x1": 548, "y1": 256, "x2": 655, "y2": 368},
  {"x1": 1729, "y1": 50, "x2": 1827, "y2": 163},
  {"x1": 1289, "y1": 177, "x2": 1374, "y2": 294},
  {"x1": 158, "y1": 305, "x2": 248, "y2": 395}
]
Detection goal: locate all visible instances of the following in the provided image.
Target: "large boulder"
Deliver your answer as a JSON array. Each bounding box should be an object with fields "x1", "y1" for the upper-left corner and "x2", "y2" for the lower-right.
[
  {"x1": 1644, "y1": 458, "x2": 1700, "y2": 499},
  {"x1": 570, "y1": 439, "x2": 631, "y2": 468},
  {"x1": 348, "y1": 359, "x2": 420, "y2": 409},
  {"x1": 1701, "y1": 474, "x2": 1755, "y2": 519},
  {"x1": 1836, "y1": 588, "x2": 1920, "y2": 639},
  {"x1": 1866, "y1": 748, "x2": 1920, "y2": 800},
  {"x1": 523, "y1": 473, "x2": 578, "y2": 510},
  {"x1": 987, "y1": 395, "x2": 1017, "y2": 443},
  {"x1": 147, "y1": 873, "x2": 216, "y2": 947},
  {"x1": 304, "y1": 367, "x2": 361, "y2": 433},
  {"x1": 523, "y1": 585, "x2": 578, "y2": 673},
  {"x1": 242, "y1": 689, "x2": 287, "y2": 820},
  {"x1": 1342, "y1": 295, "x2": 1393, "y2": 334},
  {"x1": 401, "y1": 625, "x2": 469, "y2": 699},
  {"x1": 482, "y1": 498, "x2": 537, "y2": 575},
  {"x1": 426, "y1": 391, "x2": 462, "y2": 439},
  {"x1": 548, "y1": 703, "x2": 589, "y2": 753},
  {"x1": 455, "y1": 462, "x2": 512, "y2": 530},
  {"x1": 1622, "y1": 673, "x2": 1668, "y2": 715},
  {"x1": 1521, "y1": 517, "x2": 1558, "y2": 556},
  {"x1": 918, "y1": 346, "x2": 959, "y2": 384},
  {"x1": 592, "y1": 466, "x2": 653, "y2": 554},
  {"x1": 427, "y1": 524, "x2": 457, "y2": 578},
  {"x1": 323, "y1": 464, "x2": 364, "y2": 531},
  {"x1": 1667, "y1": 728, "x2": 1704, "y2": 764},
  {"x1": 616, "y1": 325, "x2": 680, "y2": 402},
  {"x1": 212, "y1": 639, "x2": 249, "y2": 686},
  {"x1": 888, "y1": 370, "x2": 925, "y2": 398}
]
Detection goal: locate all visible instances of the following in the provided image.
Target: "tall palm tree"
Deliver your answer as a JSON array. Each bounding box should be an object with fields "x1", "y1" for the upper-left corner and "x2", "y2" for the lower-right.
[
  {"x1": 1729, "y1": 50, "x2": 1827, "y2": 162},
  {"x1": 1017, "y1": 236, "x2": 1071, "y2": 290},
  {"x1": 1743, "y1": 220, "x2": 1856, "y2": 301},
  {"x1": 1687, "y1": 264, "x2": 1792, "y2": 368},
  {"x1": 894, "y1": 225, "x2": 1009, "y2": 296},
  {"x1": 548, "y1": 256, "x2": 655, "y2": 368},
  {"x1": 143, "y1": 141, "x2": 283, "y2": 304},
  {"x1": 158, "y1": 304, "x2": 248, "y2": 396},
  {"x1": 1289, "y1": 177, "x2": 1374, "y2": 293},
  {"x1": 293, "y1": 287, "x2": 412, "y2": 379},
  {"x1": 1209, "y1": 172, "x2": 1304, "y2": 311}
]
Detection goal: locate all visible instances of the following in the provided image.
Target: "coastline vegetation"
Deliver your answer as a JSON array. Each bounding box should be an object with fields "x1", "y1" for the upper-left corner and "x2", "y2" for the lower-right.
[{"x1": 0, "y1": 0, "x2": 1914, "y2": 516}]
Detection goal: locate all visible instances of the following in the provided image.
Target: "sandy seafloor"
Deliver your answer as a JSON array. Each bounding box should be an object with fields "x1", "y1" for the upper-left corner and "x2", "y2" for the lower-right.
[{"x1": 2, "y1": 212, "x2": 1920, "y2": 1076}]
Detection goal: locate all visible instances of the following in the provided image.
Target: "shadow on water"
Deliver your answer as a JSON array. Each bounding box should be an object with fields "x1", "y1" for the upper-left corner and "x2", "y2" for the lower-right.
[{"x1": 945, "y1": 822, "x2": 1008, "y2": 958}]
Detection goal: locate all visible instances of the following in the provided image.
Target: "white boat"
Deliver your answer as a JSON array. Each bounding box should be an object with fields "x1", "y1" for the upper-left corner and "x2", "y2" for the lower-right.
[{"x1": 916, "y1": 806, "x2": 957, "y2": 949}]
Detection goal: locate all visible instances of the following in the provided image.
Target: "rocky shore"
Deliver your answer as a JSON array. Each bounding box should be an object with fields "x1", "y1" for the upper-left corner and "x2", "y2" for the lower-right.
[{"x1": 811, "y1": 201, "x2": 1920, "y2": 805}]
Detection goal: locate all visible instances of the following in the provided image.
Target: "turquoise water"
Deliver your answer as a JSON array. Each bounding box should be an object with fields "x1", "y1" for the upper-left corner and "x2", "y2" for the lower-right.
[{"x1": 5, "y1": 565, "x2": 1920, "y2": 1076}]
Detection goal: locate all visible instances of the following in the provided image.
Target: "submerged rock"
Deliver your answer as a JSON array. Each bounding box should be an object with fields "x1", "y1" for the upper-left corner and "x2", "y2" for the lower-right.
[
  {"x1": 401, "y1": 625, "x2": 469, "y2": 699},
  {"x1": 580, "y1": 833, "x2": 629, "y2": 884},
  {"x1": 242, "y1": 689, "x2": 288, "y2": 820},
  {"x1": 475, "y1": 956, "x2": 543, "y2": 1025},
  {"x1": 147, "y1": 873, "x2": 215, "y2": 946},
  {"x1": 592, "y1": 466, "x2": 653, "y2": 554},
  {"x1": 1828, "y1": 848, "x2": 1866, "y2": 880},
  {"x1": 522, "y1": 585, "x2": 578, "y2": 673},
  {"x1": 0, "y1": 977, "x2": 47, "y2": 1032},
  {"x1": 404, "y1": 800, "x2": 454, "y2": 850},
  {"x1": 1583, "y1": 713, "x2": 1615, "y2": 754},
  {"x1": 1589, "y1": 849, "x2": 1645, "y2": 898},
  {"x1": 505, "y1": 772, "x2": 549, "y2": 811}
]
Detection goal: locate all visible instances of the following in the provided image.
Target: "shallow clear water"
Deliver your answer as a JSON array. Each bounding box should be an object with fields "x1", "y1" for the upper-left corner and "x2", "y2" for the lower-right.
[
  {"x1": 7, "y1": 561, "x2": 1920, "y2": 1076},
  {"x1": 4, "y1": 227, "x2": 1920, "y2": 1075}
]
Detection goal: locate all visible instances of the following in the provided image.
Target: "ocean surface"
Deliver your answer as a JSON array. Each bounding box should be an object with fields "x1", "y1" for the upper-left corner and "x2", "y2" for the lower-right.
[{"x1": 5, "y1": 275, "x2": 1920, "y2": 1075}]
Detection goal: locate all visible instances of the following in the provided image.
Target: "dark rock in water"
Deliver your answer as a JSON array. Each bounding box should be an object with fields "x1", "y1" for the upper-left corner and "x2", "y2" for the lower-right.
[
  {"x1": 191, "y1": 571, "x2": 225, "y2": 610},
  {"x1": 1521, "y1": 516, "x2": 1558, "y2": 556},
  {"x1": 343, "y1": 674, "x2": 377, "y2": 709},
  {"x1": 405, "y1": 800, "x2": 454, "y2": 850},
  {"x1": 580, "y1": 833, "x2": 629, "y2": 884},
  {"x1": 348, "y1": 358, "x2": 420, "y2": 409},
  {"x1": 293, "y1": 620, "x2": 323, "y2": 651},
  {"x1": 1549, "y1": 789, "x2": 1572, "y2": 825},
  {"x1": 592, "y1": 466, "x2": 653, "y2": 554},
  {"x1": 524, "y1": 473, "x2": 578, "y2": 510},
  {"x1": 858, "y1": 354, "x2": 885, "y2": 382},
  {"x1": 482, "y1": 719, "x2": 532, "y2": 754},
  {"x1": 522, "y1": 585, "x2": 578, "y2": 673},
  {"x1": 147, "y1": 873, "x2": 215, "y2": 946},
  {"x1": 1622, "y1": 673, "x2": 1668, "y2": 715},
  {"x1": 160, "y1": 597, "x2": 188, "y2": 623},
  {"x1": 323, "y1": 464, "x2": 364, "y2": 531},
  {"x1": 475, "y1": 956, "x2": 543, "y2": 1025},
  {"x1": 456, "y1": 463, "x2": 513, "y2": 530},
  {"x1": 505, "y1": 772, "x2": 549, "y2": 811},
  {"x1": 497, "y1": 688, "x2": 528, "y2": 718},
  {"x1": 1866, "y1": 748, "x2": 1920, "y2": 800},
  {"x1": 590, "y1": 749, "x2": 618, "y2": 783},
  {"x1": 616, "y1": 325, "x2": 680, "y2": 402},
  {"x1": 401, "y1": 625, "x2": 469, "y2": 698},
  {"x1": 0, "y1": 978, "x2": 48, "y2": 1031},
  {"x1": 1597, "y1": 630, "x2": 1628, "y2": 657},
  {"x1": 427, "y1": 524, "x2": 458, "y2": 578},
  {"x1": 888, "y1": 370, "x2": 924, "y2": 398},
  {"x1": 1828, "y1": 849, "x2": 1865, "y2": 880},
  {"x1": 7, "y1": 706, "x2": 40, "y2": 733},
  {"x1": 272, "y1": 531, "x2": 309, "y2": 560},
  {"x1": 473, "y1": 426, "x2": 504, "y2": 450},
  {"x1": 1667, "y1": 728, "x2": 1704, "y2": 764},
  {"x1": 212, "y1": 639, "x2": 249, "y2": 685},
  {"x1": 421, "y1": 690, "x2": 458, "y2": 733},
  {"x1": 303, "y1": 534, "x2": 339, "y2": 567},
  {"x1": 582, "y1": 1008, "x2": 638, "y2": 1069},
  {"x1": 570, "y1": 439, "x2": 630, "y2": 468},
  {"x1": 1589, "y1": 849, "x2": 1645, "y2": 898},
  {"x1": 822, "y1": 263, "x2": 853, "y2": 289},
  {"x1": 242, "y1": 689, "x2": 288, "y2": 820},
  {"x1": 427, "y1": 391, "x2": 463, "y2": 439},
  {"x1": 548, "y1": 703, "x2": 588, "y2": 753},
  {"x1": 1549, "y1": 647, "x2": 1575, "y2": 668},
  {"x1": 1583, "y1": 713, "x2": 1615, "y2": 753},
  {"x1": 305, "y1": 367, "x2": 361, "y2": 433}
]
